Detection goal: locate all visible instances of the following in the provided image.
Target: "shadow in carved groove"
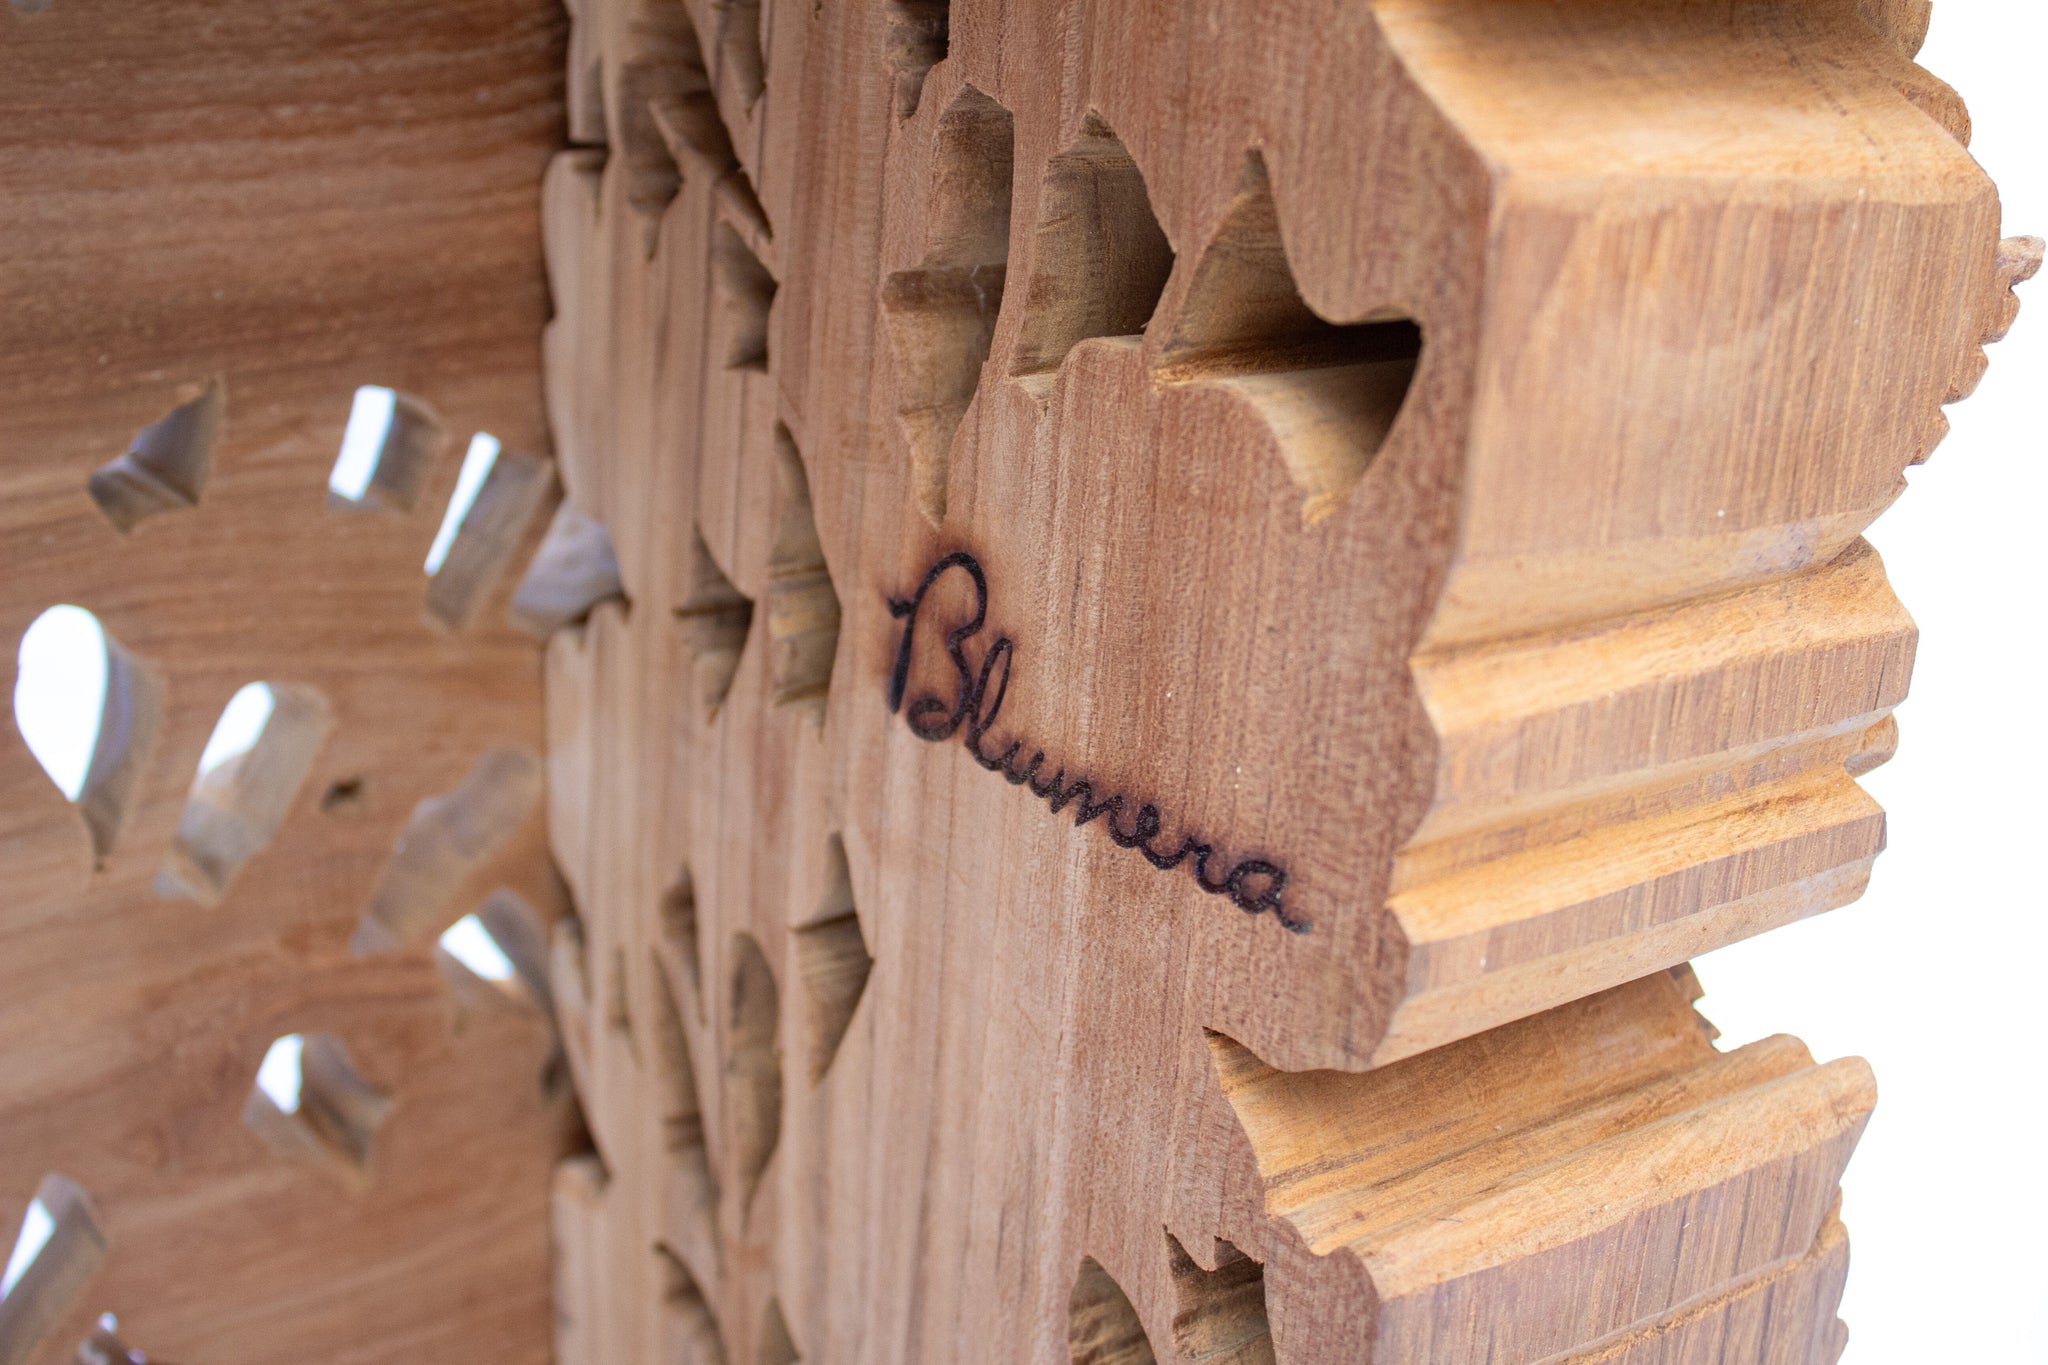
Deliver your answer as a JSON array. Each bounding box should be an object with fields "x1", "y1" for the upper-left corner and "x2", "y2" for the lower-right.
[
  {"x1": 715, "y1": 0, "x2": 765, "y2": 114},
  {"x1": 1069, "y1": 1257, "x2": 1157, "y2": 1365},
  {"x1": 321, "y1": 776, "x2": 365, "y2": 816},
  {"x1": 156, "y1": 681, "x2": 333, "y2": 905},
  {"x1": 510, "y1": 502, "x2": 625, "y2": 638},
  {"x1": 1010, "y1": 116, "x2": 1173, "y2": 388},
  {"x1": 1159, "y1": 150, "x2": 1422, "y2": 524},
  {"x1": 0, "y1": 1174, "x2": 105, "y2": 1365},
  {"x1": 796, "y1": 834, "x2": 870, "y2": 1085},
  {"x1": 88, "y1": 378, "x2": 223, "y2": 531},
  {"x1": 652, "y1": 948, "x2": 720, "y2": 1240},
  {"x1": 766, "y1": 426, "x2": 840, "y2": 720},
  {"x1": 606, "y1": 945, "x2": 636, "y2": 1049},
  {"x1": 1167, "y1": 1234, "x2": 1275, "y2": 1365},
  {"x1": 617, "y1": 0, "x2": 714, "y2": 246},
  {"x1": 657, "y1": 1244, "x2": 729, "y2": 1363},
  {"x1": 715, "y1": 222, "x2": 777, "y2": 371},
  {"x1": 12, "y1": 604, "x2": 164, "y2": 867},
  {"x1": 676, "y1": 528, "x2": 754, "y2": 722},
  {"x1": 644, "y1": 33, "x2": 769, "y2": 245},
  {"x1": 662, "y1": 866, "x2": 706, "y2": 1021},
  {"x1": 243, "y1": 1033, "x2": 392, "y2": 1188},
  {"x1": 759, "y1": 1295, "x2": 800, "y2": 1365},
  {"x1": 351, "y1": 745, "x2": 544, "y2": 951},
  {"x1": 727, "y1": 931, "x2": 782, "y2": 1212},
  {"x1": 884, "y1": 0, "x2": 949, "y2": 120},
  {"x1": 881, "y1": 86, "x2": 1013, "y2": 527}
]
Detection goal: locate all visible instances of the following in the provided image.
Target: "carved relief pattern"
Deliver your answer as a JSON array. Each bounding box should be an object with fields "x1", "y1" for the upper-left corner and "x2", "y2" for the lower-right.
[{"x1": 539, "y1": 1, "x2": 2033, "y2": 1362}]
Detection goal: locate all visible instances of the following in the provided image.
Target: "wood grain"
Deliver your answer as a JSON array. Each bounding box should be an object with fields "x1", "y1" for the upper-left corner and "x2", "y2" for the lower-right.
[
  {"x1": 532, "y1": 0, "x2": 2030, "y2": 1361},
  {"x1": 4, "y1": 0, "x2": 2035, "y2": 1360},
  {"x1": 0, "y1": 3, "x2": 572, "y2": 1363}
]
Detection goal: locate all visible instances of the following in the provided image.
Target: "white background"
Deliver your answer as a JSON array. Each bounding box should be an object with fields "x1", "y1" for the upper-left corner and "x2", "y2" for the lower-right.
[{"x1": 1693, "y1": 5, "x2": 2047, "y2": 1360}]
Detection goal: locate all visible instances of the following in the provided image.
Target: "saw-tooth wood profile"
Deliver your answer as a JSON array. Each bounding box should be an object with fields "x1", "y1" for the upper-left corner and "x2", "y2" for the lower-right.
[{"x1": 0, "y1": 0, "x2": 2037, "y2": 1362}]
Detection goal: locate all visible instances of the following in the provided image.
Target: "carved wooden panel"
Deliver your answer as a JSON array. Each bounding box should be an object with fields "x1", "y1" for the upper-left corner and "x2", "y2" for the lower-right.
[
  {"x1": 535, "y1": 0, "x2": 2034, "y2": 1362},
  {"x1": 0, "y1": 4, "x2": 572, "y2": 1362}
]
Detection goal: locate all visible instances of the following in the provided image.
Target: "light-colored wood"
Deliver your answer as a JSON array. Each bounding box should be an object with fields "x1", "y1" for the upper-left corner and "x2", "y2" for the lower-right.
[{"x1": 531, "y1": 0, "x2": 2031, "y2": 1362}]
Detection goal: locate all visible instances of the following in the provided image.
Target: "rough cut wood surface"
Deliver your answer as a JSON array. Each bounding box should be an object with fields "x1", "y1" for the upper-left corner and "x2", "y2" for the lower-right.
[
  {"x1": 533, "y1": 0, "x2": 2031, "y2": 1362},
  {"x1": 0, "y1": 4, "x2": 572, "y2": 1363}
]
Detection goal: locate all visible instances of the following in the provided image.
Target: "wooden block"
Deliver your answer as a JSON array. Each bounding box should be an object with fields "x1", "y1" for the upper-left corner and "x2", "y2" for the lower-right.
[
  {"x1": 1210, "y1": 972, "x2": 1870, "y2": 1362},
  {"x1": 532, "y1": 0, "x2": 2030, "y2": 1361}
]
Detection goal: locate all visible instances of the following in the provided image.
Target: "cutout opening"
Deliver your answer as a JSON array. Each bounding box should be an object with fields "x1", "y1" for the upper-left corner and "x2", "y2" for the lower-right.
[
  {"x1": 727, "y1": 932, "x2": 782, "y2": 1212},
  {"x1": 1069, "y1": 1257, "x2": 1157, "y2": 1365},
  {"x1": 424, "y1": 441, "x2": 555, "y2": 631},
  {"x1": 243, "y1": 1033, "x2": 392, "y2": 1183},
  {"x1": 881, "y1": 87, "x2": 1014, "y2": 527},
  {"x1": 327, "y1": 386, "x2": 447, "y2": 513},
  {"x1": 424, "y1": 434, "x2": 501, "y2": 574},
  {"x1": 14, "y1": 607, "x2": 106, "y2": 803},
  {"x1": 509, "y1": 502, "x2": 625, "y2": 639},
  {"x1": 1166, "y1": 1234, "x2": 1274, "y2": 1365},
  {"x1": 714, "y1": 223, "x2": 777, "y2": 372},
  {"x1": 88, "y1": 378, "x2": 223, "y2": 532},
  {"x1": 884, "y1": 0, "x2": 949, "y2": 120},
  {"x1": 676, "y1": 530, "x2": 754, "y2": 723},
  {"x1": 656, "y1": 1244, "x2": 728, "y2": 1362},
  {"x1": 351, "y1": 746, "x2": 545, "y2": 952},
  {"x1": 795, "y1": 835, "x2": 868, "y2": 1086},
  {"x1": 765, "y1": 427, "x2": 839, "y2": 721},
  {"x1": 0, "y1": 1175, "x2": 105, "y2": 1365},
  {"x1": 436, "y1": 889, "x2": 554, "y2": 1017},
  {"x1": 1159, "y1": 151, "x2": 1422, "y2": 523},
  {"x1": 156, "y1": 682, "x2": 333, "y2": 905},
  {"x1": 441, "y1": 914, "x2": 517, "y2": 982},
  {"x1": 1011, "y1": 117, "x2": 1173, "y2": 385},
  {"x1": 13, "y1": 606, "x2": 163, "y2": 864}
]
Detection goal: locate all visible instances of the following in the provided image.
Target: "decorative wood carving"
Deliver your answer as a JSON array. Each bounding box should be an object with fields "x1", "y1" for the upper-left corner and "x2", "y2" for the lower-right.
[
  {"x1": 0, "y1": 4, "x2": 571, "y2": 1362},
  {"x1": 536, "y1": 1, "x2": 2033, "y2": 1362},
  {"x1": 2, "y1": 0, "x2": 2036, "y2": 1363}
]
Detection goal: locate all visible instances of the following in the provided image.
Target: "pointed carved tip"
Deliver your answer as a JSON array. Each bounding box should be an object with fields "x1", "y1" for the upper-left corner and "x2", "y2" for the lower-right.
[
  {"x1": 2000, "y1": 234, "x2": 2046, "y2": 287},
  {"x1": 1985, "y1": 235, "x2": 2046, "y2": 345}
]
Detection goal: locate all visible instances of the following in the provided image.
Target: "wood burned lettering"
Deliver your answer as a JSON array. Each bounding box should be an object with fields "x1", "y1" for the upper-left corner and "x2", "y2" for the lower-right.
[{"x1": 887, "y1": 551, "x2": 1305, "y2": 933}]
